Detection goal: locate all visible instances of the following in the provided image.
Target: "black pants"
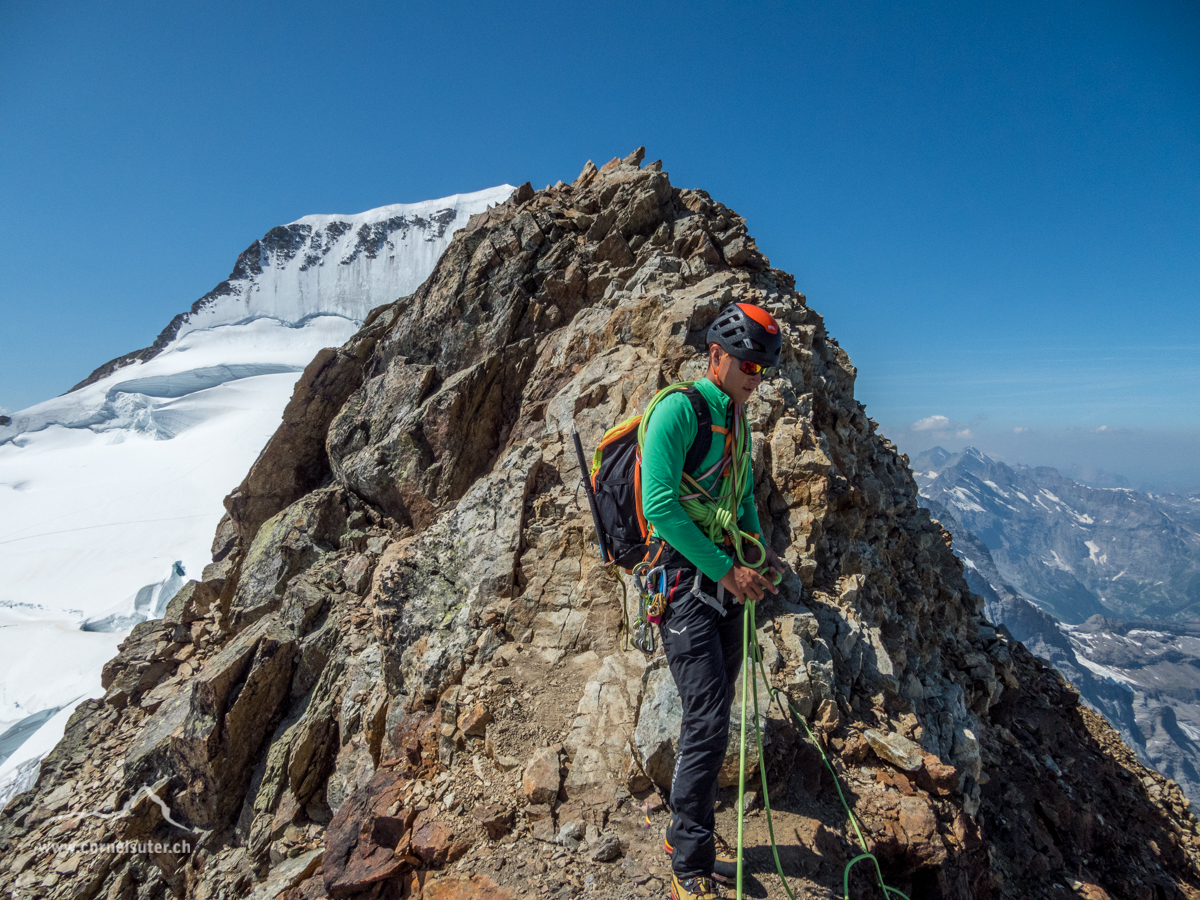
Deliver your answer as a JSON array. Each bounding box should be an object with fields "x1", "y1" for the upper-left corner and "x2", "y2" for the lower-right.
[{"x1": 658, "y1": 566, "x2": 746, "y2": 879}]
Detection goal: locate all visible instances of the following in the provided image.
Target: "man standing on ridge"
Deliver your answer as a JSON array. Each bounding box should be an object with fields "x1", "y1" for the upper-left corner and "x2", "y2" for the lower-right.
[{"x1": 640, "y1": 302, "x2": 785, "y2": 900}]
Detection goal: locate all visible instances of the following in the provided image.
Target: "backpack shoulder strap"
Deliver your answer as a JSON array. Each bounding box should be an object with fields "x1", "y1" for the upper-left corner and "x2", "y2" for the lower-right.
[{"x1": 680, "y1": 385, "x2": 714, "y2": 477}]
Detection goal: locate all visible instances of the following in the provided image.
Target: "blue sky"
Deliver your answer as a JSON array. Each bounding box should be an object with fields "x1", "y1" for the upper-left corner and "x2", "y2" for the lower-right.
[{"x1": 1, "y1": 1, "x2": 1197, "y2": 488}]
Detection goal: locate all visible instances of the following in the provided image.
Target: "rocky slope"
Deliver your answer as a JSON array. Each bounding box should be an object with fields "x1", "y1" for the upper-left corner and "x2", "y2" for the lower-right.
[
  {"x1": 917, "y1": 448, "x2": 1200, "y2": 805},
  {"x1": 2, "y1": 151, "x2": 1199, "y2": 900}
]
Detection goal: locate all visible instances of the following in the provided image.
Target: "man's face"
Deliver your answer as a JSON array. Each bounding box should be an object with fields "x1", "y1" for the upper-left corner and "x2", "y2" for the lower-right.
[{"x1": 711, "y1": 346, "x2": 762, "y2": 404}]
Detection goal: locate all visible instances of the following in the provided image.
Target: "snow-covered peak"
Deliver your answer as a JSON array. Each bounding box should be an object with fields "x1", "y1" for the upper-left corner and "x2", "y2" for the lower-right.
[
  {"x1": 2, "y1": 186, "x2": 515, "y2": 441},
  {"x1": 290, "y1": 190, "x2": 508, "y2": 229},
  {"x1": 175, "y1": 186, "x2": 515, "y2": 338}
]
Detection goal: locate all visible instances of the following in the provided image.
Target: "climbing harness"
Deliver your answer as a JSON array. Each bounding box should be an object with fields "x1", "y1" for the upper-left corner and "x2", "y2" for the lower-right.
[{"x1": 734, "y1": 598, "x2": 911, "y2": 900}]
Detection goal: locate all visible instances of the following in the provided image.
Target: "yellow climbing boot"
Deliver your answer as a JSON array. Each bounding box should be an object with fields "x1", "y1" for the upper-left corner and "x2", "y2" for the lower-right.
[{"x1": 670, "y1": 873, "x2": 722, "y2": 900}]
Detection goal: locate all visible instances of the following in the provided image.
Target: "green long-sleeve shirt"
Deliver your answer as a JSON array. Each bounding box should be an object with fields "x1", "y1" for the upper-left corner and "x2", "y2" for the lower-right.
[{"x1": 640, "y1": 378, "x2": 761, "y2": 581}]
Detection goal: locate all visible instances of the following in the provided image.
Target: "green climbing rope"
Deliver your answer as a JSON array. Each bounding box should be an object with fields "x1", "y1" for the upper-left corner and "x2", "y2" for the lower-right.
[
  {"x1": 736, "y1": 598, "x2": 912, "y2": 900},
  {"x1": 636, "y1": 382, "x2": 782, "y2": 584}
]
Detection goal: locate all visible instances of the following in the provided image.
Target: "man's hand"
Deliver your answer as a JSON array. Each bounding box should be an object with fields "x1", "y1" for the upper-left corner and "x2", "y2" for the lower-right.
[
  {"x1": 764, "y1": 546, "x2": 788, "y2": 581},
  {"x1": 719, "y1": 564, "x2": 779, "y2": 604}
]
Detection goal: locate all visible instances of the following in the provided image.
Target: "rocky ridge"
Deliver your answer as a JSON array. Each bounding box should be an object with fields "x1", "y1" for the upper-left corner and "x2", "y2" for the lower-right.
[{"x1": 2, "y1": 150, "x2": 1199, "y2": 900}]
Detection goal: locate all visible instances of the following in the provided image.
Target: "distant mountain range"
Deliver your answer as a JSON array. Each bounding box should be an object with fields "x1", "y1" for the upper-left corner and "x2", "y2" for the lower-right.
[
  {"x1": 914, "y1": 446, "x2": 1200, "y2": 623},
  {"x1": 915, "y1": 446, "x2": 1200, "y2": 800}
]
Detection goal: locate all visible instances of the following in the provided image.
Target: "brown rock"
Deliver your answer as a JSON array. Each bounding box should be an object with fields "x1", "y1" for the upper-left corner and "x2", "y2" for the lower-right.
[
  {"x1": 643, "y1": 793, "x2": 666, "y2": 815},
  {"x1": 521, "y1": 747, "x2": 562, "y2": 805},
  {"x1": 531, "y1": 816, "x2": 557, "y2": 842},
  {"x1": 281, "y1": 872, "x2": 328, "y2": 900},
  {"x1": 512, "y1": 182, "x2": 534, "y2": 205},
  {"x1": 816, "y1": 699, "x2": 840, "y2": 735},
  {"x1": 875, "y1": 770, "x2": 915, "y2": 795},
  {"x1": 555, "y1": 799, "x2": 607, "y2": 832},
  {"x1": 225, "y1": 338, "x2": 379, "y2": 544},
  {"x1": 457, "y1": 703, "x2": 492, "y2": 737},
  {"x1": 842, "y1": 732, "x2": 871, "y2": 764},
  {"x1": 916, "y1": 752, "x2": 959, "y2": 795},
  {"x1": 322, "y1": 767, "x2": 414, "y2": 899},
  {"x1": 383, "y1": 709, "x2": 439, "y2": 774},
  {"x1": 895, "y1": 795, "x2": 945, "y2": 867},
  {"x1": 574, "y1": 160, "x2": 599, "y2": 190},
  {"x1": 343, "y1": 554, "x2": 372, "y2": 594},
  {"x1": 619, "y1": 190, "x2": 663, "y2": 237},
  {"x1": 422, "y1": 874, "x2": 514, "y2": 900},
  {"x1": 794, "y1": 816, "x2": 842, "y2": 858},
  {"x1": 471, "y1": 803, "x2": 514, "y2": 839},
  {"x1": 524, "y1": 802, "x2": 553, "y2": 822},
  {"x1": 411, "y1": 816, "x2": 455, "y2": 867},
  {"x1": 1072, "y1": 882, "x2": 1112, "y2": 900},
  {"x1": 595, "y1": 231, "x2": 635, "y2": 268}
]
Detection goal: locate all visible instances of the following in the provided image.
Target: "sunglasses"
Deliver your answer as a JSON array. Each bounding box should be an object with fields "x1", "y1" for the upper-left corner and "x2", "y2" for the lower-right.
[{"x1": 736, "y1": 359, "x2": 772, "y2": 377}]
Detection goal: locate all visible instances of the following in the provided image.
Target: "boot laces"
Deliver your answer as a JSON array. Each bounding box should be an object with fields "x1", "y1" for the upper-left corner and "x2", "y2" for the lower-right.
[
  {"x1": 675, "y1": 874, "x2": 721, "y2": 899},
  {"x1": 712, "y1": 831, "x2": 736, "y2": 862}
]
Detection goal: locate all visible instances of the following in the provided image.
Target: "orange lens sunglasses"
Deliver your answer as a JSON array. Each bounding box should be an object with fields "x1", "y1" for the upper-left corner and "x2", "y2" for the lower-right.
[{"x1": 737, "y1": 359, "x2": 772, "y2": 377}]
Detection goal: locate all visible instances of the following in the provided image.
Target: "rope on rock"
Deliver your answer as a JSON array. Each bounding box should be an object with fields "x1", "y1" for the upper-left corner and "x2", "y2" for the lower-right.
[{"x1": 737, "y1": 598, "x2": 911, "y2": 900}]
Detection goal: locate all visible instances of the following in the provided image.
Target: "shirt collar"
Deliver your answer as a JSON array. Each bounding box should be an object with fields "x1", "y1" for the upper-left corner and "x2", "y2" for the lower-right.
[{"x1": 695, "y1": 376, "x2": 731, "y2": 421}]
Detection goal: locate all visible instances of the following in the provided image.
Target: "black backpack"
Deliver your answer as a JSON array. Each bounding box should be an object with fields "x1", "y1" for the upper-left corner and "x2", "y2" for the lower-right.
[{"x1": 581, "y1": 383, "x2": 723, "y2": 570}]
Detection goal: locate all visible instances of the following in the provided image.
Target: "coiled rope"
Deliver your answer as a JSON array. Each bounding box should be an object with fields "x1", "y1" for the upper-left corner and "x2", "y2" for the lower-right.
[{"x1": 636, "y1": 382, "x2": 781, "y2": 584}]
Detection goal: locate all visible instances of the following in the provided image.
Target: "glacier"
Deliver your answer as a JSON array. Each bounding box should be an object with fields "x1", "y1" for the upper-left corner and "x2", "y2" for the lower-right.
[{"x1": 0, "y1": 185, "x2": 515, "y2": 808}]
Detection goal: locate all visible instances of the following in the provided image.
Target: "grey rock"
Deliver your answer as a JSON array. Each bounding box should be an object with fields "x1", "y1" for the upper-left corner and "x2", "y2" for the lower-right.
[
  {"x1": 125, "y1": 615, "x2": 297, "y2": 829},
  {"x1": 634, "y1": 663, "x2": 681, "y2": 791},
  {"x1": 590, "y1": 831, "x2": 623, "y2": 862},
  {"x1": 864, "y1": 728, "x2": 924, "y2": 773}
]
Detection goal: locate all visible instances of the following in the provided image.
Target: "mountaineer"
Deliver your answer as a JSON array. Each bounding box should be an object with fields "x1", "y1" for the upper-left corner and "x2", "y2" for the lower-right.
[{"x1": 641, "y1": 302, "x2": 785, "y2": 900}]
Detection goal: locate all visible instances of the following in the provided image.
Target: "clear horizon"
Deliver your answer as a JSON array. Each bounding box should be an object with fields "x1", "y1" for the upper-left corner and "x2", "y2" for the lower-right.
[{"x1": 1, "y1": 1, "x2": 1196, "y2": 490}]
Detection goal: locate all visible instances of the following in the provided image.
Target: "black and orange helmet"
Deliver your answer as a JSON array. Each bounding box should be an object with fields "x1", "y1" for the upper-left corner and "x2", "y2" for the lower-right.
[{"x1": 706, "y1": 303, "x2": 782, "y2": 367}]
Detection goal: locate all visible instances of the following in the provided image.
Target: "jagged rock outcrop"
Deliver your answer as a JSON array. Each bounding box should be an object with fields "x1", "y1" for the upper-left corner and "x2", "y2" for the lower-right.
[{"x1": 3, "y1": 150, "x2": 1200, "y2": 900}]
